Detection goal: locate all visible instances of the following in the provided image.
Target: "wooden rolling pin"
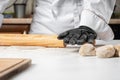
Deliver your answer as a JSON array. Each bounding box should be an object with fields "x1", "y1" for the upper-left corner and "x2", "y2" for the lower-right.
[{"x1": 0, "y1": 34, "x2": 65, "y2": 48}]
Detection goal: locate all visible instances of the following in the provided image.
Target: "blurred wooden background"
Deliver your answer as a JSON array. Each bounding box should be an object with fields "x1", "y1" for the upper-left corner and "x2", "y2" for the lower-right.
[{"x1": 4, "y1": 0, "x2": 34, "y2": 17}]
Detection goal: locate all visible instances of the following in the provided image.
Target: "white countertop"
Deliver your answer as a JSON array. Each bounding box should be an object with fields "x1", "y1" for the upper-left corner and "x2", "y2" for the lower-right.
[{"x1": 0, "y1": 40, "x2": 120, "y2": 80}]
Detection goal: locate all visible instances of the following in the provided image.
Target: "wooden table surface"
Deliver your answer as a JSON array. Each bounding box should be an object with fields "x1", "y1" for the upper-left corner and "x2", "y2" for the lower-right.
[
  {"x1": 3, "y1": 18, "x2": 32, "y2": 25},
  {"x1": 2, "y1": 18, "x2": 120, "y2": 24}
]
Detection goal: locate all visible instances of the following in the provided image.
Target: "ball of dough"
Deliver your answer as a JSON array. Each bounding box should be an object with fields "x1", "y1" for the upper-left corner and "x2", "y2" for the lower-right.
[
  {"x1": 79, "y1": 43, "x2": 96, "y2": 56},
  {"x1": 114, "y1": 44, "x2": 120, "y2": 57},
  {"x1": 96, "y1": 45, "x2": 115, "y2": 58}
]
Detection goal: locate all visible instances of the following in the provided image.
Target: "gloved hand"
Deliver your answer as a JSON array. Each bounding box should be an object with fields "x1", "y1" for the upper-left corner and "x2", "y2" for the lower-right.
[{"x1": 57, "y1": 26, "x2": 97, "y2": 45}]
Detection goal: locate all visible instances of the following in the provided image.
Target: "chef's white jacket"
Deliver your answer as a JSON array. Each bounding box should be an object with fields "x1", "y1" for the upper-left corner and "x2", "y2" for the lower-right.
[
  {"x1": 29, "y1": 0, "x2": 116, "y2": 40},
  {"x1": 0, "y1": 0, "x2": 9, "y2": 27}
]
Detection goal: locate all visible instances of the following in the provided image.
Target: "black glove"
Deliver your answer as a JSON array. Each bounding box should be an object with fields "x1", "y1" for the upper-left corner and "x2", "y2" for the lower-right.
[{"x1": 57, "y1": 26, "x2": 97, "y2": 45}]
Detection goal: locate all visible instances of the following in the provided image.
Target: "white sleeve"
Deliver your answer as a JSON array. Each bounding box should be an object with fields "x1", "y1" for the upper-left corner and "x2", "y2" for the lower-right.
[
  {"x1": 0, "y1": 14, "x2": 3, "y2": 27},
  {"x1": 79, "y1": 0, "x2": 116, "y2": 40},
  {"x1": 0, "y1": 0, "x2": 9, "y2": 27}
]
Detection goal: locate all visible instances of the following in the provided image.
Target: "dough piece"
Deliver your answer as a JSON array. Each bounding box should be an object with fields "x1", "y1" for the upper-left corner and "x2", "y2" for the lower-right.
[
  {"x1": 96, "y1": 45, "x2": 115, "y2": 58},
  {"x1": 114, "y1": 44, "x2": 120, "y2": 57},
  {"x1": 79, "y1": 43, "x2": 96, "y2": 56}
]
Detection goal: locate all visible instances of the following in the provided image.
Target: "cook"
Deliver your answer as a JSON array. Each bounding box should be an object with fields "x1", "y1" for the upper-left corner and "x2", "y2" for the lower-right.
[{"x1": 0, "y1": 0, "x2": 116, "y2": 45}]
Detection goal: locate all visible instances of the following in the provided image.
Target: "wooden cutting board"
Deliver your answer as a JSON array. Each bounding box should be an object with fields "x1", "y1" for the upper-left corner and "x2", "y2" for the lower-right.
[
  {"x1": 0, "y1": 58, "x2": 31, "y2": 80},
  {"x1": 0, "y1": 34, "x2": 65, "y2": 48}
]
